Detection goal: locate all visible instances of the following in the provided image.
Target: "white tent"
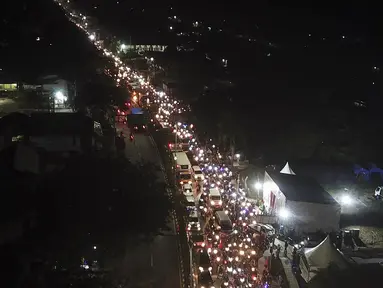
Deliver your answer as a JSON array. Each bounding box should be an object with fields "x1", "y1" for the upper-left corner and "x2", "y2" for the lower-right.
[
  {"x1": 280, "y1": 162, "x2": 296, "y2": 175},
  {"x1": 300, "y1": 235, "x2": 348, "y2": 281}
]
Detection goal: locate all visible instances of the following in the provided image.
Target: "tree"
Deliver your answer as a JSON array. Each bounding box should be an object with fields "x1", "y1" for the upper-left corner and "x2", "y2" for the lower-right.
[{"x1": 29, "y1": 155, "x2": 171, "y2": 285}]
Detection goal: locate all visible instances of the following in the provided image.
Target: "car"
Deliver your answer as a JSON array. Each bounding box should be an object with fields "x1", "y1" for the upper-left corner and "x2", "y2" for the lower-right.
[
  {"x1": 192, "y1": 165, "x2": 204, "y2": 181},
  {"x1": 182, "y1": 183, "x2": 193, "y2": 196},
  {"x1": 195, "y1": 249, "x2": 212, "y2": 273},
  {"x1": 184, "y1": 195, "x2": 196, "y2": 211},
  {"x1": 188, "y1": 210, "x2": 199, "y2": 224},
  {"x1": 187, "y1": 212, "x2": 201, "y2": 234},
  {"x1": 197, "y1": 270, "x2": 214, "y2": 288},
  {"x1": 248, "y1": 223, "x2": 275, "y2": 237},
  {"x1": 190, "y1": 234, "x2": 205, "y2": 248}
]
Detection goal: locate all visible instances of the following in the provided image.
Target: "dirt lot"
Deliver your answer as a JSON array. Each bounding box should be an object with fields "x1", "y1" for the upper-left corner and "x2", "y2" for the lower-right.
[{"x1": 344, "y1": 226, "x2": 383, "y2": 248}]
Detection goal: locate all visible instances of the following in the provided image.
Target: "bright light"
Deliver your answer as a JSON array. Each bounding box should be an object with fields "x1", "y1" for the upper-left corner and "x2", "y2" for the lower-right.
[
  {"x1": 121, "y1": 44, "x2": 126, "y2": 50},
  {"x1": 89, "y1": 34, "x2": 95, "y2": 41},
  {"x1": 340, "y1": 194, "x2": 354, "y2": 206},
  {"x1": 133, "y1": 95, "x2": 138, "y2": 102},
  {"x1": 235, "y1": 153, "x2": 240, "y2": 159},
  {"x1": 254, "y1": 182, "x2": 262, "y2": 190},
  {"x1": 278, "y1": 208, "x2": 290, "y2": 219},
  {"x1": 54, "y1": 90, "x2": 67, "y2": 103}
]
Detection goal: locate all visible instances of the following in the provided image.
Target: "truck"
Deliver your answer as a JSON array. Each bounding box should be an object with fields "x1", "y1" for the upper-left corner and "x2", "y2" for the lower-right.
[{"x1": 127, "y1": 108, "x2": 149, "y2": 134}]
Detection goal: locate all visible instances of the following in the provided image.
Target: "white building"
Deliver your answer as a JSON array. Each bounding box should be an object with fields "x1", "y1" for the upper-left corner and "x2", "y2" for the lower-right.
[{"x1": 263, "y1": 162, "x2": 341, "y2": 233}]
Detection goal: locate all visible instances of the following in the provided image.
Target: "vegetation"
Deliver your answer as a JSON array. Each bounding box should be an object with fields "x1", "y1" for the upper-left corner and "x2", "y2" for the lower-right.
[{"x1": 6, "y1": 154, "x2": 172, "y2": 287}]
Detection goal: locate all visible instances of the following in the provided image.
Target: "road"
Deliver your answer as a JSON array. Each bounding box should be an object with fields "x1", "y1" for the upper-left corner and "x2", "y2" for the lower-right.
[{"x1": 116, "y1": 123, "x2": 182, "y2": 288}]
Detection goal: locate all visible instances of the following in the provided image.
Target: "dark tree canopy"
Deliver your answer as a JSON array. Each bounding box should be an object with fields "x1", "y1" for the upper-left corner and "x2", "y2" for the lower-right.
[{"x1": 35, "y1": 155, "x2": 171, "y2": 272}]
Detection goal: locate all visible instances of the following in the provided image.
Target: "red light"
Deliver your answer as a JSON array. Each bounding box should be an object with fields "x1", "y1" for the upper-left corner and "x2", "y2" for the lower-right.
[
  {"x1": 121, "y1": 112, "x2": 125, "y2": 115},
  {"x1": 117, "y1": 109, "x2": 120, "y2": 114}
]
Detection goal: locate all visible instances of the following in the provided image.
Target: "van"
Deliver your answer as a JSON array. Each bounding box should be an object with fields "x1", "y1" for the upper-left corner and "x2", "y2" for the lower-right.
[
  {"x1": 192, "y1": 165, "x2": 204, "y2": 181},
  {"x1": 173, "y1": 152, "x2": 192, "y2": 172},
  {"x1": 209, "y1": 187, "x2": 222, "y2": 208},
  {"x1": 215, "y1": 211, "x2": 232, "y2": 234}
]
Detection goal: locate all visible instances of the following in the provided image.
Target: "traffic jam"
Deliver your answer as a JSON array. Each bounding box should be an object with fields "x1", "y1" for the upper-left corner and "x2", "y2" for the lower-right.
[
  {"x1": 55, "y1": 1, "x2": 276, "y2": 287},
  {"x1": 169, "y1": 126, "x2": 273, "y2": 288}
]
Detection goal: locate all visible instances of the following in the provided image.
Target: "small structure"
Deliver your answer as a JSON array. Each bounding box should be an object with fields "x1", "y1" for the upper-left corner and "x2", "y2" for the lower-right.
[
  {"x1": 300, "y1": 235, "x2": 348, "y2": 282},
  {"x1": 280, "y1": 161, "x2": 296, "y2": 175},
  {"x1": 263, "y1": 168, "x2": 340, "y2": 233}
]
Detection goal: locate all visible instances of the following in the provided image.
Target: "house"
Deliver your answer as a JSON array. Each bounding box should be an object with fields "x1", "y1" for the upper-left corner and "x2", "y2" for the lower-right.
[{"x1": 263, "y1": 162, "x2": 341, "y2": 233}]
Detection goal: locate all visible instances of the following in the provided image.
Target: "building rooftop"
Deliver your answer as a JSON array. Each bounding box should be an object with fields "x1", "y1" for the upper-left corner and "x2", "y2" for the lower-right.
[{"x1": 268, "y1": 171, "x2": 338, "y2": 205}]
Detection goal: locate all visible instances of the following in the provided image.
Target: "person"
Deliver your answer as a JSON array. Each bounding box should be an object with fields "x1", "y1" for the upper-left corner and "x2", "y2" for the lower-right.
[
  {"x1": 284, "y1": 239, "x2": 288, "y2": 252},
  {"x1": 276, "y1": 244, "x2": 281, "y2": 259}
]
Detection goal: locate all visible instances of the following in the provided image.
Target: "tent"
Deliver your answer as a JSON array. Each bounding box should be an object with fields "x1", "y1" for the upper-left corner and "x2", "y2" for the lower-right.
[
  {"x1": 300, "y1": 235, "x2": 348, "y2": 282},
  {"x1": 280, "y1": 162, "x2": 296, "y2": 175}
]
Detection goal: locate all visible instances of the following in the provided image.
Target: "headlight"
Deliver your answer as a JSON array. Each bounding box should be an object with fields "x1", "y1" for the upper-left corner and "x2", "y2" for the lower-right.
[
  {"x1": 195, "y1": 175, "x2": 198, "y2": 179},
  {"x1": 199, "y1": 266, "x2": 203, "y2": 272},
  {"x1": 218, "y1": 200, "x2": 222, "y2": 205},
  {"x1": 210, "y1": 201, "x2": 215, "y2": 205},
  {"x1": 208, "y1": 267, "x2": 212, "y2": 271},
  {"x1": 188, "y1": 181, "x2": 192, "y2": 184},
  {"x1": 180, "y1": 181, "x2": 183, "y2": 184}
]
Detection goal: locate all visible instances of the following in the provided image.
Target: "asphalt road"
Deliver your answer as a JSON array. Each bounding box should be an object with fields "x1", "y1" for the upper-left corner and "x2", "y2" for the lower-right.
[{"x1": 116, "y1": 123, "x2": 181, "y2": 288}]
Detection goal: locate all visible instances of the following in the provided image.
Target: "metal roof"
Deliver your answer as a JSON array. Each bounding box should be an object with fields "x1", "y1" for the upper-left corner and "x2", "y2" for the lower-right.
[{"x1": 268, "y1": 171, "x2": 338, "y2": 205}]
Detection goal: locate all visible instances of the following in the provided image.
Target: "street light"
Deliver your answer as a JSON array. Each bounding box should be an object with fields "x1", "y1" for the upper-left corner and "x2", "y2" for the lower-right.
[
  {"x1": 89, "y1": 34, "x2": 95, "y2": 41},
  {"x1": 254, "y1": 182, "x2": 262, "y2": 190},
  {"x1": 278, "y1": 208, "x2": 290, "y2": 220},
  {"x1": 54, "y1": 90, "x2": 67, "y2": 104}
]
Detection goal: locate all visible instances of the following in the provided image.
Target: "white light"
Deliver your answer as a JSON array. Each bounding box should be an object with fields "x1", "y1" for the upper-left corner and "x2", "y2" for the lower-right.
[
  {"x1": 340, "y1": 194, "x2": 354, "y2": 206},
  {"x1": 93, "y1": 246, "x2": 97, "y2": 250},
  {"x1": 278, "y1": 208, "x2": 290, "y2": 219},
  {"x1": 54, "y1": 91, "x2": 67, "y2": 103},
  {"x1": 254, "y1": 182, "x2": 262, "y2": 190},
  {"x1": 121, "y1": 44, "x2": 126, "y2": 50},
  {"x1": 89, "y1": 34, "x2": 95, "y2": 41},
  {"x1": 235, "y1": 153, "x2": 240, "y2": 159}
]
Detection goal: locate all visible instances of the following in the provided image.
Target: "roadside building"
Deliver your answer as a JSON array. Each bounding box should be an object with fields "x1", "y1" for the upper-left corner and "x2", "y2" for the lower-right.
[{"x1": 263, "y1": 162, "x2": 340, "y2": 233}]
